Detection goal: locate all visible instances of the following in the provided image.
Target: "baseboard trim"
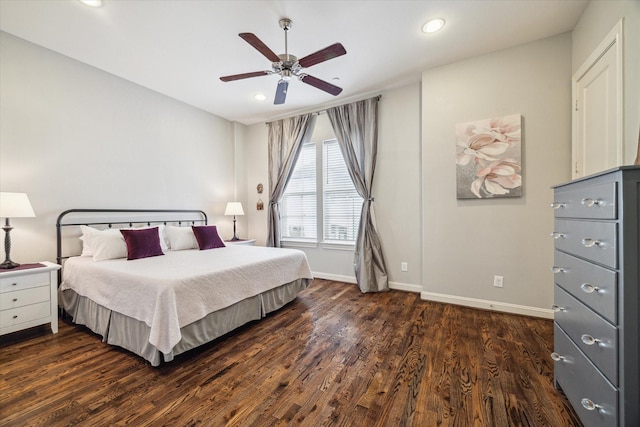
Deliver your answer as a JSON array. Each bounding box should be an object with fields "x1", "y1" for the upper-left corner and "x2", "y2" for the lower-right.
[
  {"x1": 389, "y1": 281, "x2": 422, "y2": 293},
  {"x1": 311, "y1": 273, "x2": 421, "y2": 293},
  {"x1": 312, "y1": 272, "x2": 357, "y2": 284},
  {"x1": 421, "y1": 291, "x2": 554, "y2": 319}
]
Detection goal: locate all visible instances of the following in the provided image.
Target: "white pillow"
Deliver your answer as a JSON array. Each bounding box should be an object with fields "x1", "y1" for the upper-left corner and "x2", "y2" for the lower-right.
[
  {"x1": 165, "y1": 225, "x2": 198, "y2": 250},
  {"x1": 80, "y1": 224, "x2": 168, "y2": 259},
  {"x1": 80, "y1": 226, "x2": 127, "y2": 261}
]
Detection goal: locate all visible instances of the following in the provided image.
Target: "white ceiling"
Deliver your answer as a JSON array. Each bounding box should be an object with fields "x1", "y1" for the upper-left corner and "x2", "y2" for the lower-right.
[{"x1": 0, "y1": 0, "x2": 588, "y2": 125}]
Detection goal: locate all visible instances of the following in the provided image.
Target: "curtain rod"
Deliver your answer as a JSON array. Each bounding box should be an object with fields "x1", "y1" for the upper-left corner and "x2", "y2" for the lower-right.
[{"x1": 265, "y1": 94, "x2": 382, "y2": 125}]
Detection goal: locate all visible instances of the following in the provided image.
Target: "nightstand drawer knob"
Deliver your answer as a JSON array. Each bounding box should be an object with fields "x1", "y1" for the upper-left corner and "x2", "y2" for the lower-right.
[
  {"x1": 580, "y1": 198, "x2": 604, "y2": 207},
  {"x1": 12, "y1": 298, "x2": 18, "y2": 302},
  {"x1": 551, "y1": 304, "x2": 566, "y2": 312},
  {"x1": 550, "y1": 232, "x2": 566, "y2": 239},
  {"x1": 581, "y1": 334, "x2": 600, "y2": 346},
  {"x1": 580, "y1": 398, "x2": 601, "y2": 412},
  {"x1": 12, "y1": 282, "x2": 17, "y2": 286},
  {"x1": 12, "y1": 315, "x2": 18, "y2": 319},
  {"x1": 550, "y1": 352, "x2": 565, "y2": 362},
  {"x1": 550, "y1": 202, "x2": 566, "y2": 209},
  {"x1": 551, "y1": 266, "x2": 566, "y2": 274},
  {"x1": 581, "y1": 238, "x2": 602, "y2": 248},
  {"x1": 580, "y1": 283, "x2": 599, "y2": 294}
]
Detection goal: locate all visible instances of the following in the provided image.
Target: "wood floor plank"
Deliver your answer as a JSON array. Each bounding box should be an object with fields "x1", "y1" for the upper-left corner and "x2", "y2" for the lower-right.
[{"x1": 0, "y1": 279, "x2": 581, "y2": 426}]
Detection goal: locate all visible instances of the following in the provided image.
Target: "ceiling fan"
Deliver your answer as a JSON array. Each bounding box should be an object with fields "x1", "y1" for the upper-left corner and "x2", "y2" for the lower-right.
[{"x1": 220, "y1": 18, "x2": 347, "y2": 105}]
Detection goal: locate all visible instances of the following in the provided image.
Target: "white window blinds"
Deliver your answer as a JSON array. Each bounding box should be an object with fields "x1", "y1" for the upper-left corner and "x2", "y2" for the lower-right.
[
  {"x1": 323, "y1": 139, "x2": 363, "y2": 242},
  {"x1": 280, "y1": 139, "x2": 362, "y2": 243},
  {"x1": 280, "y1": 142, "x2": 317, "y2": 240}
]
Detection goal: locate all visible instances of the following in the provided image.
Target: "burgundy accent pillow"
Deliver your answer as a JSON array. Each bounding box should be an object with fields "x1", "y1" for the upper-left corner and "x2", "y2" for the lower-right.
[
  {"x1": 192, "y1": 225, "x2": 226, "y2": 250},
  {"x1": 120, "y1": 227, "x2": 164, "y2": 260}
]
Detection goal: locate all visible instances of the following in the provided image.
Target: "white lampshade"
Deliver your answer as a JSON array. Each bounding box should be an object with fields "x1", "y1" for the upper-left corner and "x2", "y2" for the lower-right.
[
  {"x1": 224, "y1": 202, "x2": 245, "y2": 216},
  {"x1": 0, "y1": 192, "x2": 36, "y2": 218}
]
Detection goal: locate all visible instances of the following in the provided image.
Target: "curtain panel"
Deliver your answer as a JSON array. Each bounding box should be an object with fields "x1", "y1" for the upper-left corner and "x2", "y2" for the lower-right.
[
  {"x1": 266, "y1": 113, "x2": 317, "y2": 247},
  {"x1": 327, "y1": 96, "x2": 389, "y2": 293}
]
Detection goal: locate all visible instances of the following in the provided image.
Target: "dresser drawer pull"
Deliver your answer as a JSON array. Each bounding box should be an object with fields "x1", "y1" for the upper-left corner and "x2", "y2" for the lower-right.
[
  {"x1": 580, "y1": 198, "x2": 605, "y2": 207},
  {"x1": 550, "y1": 202, "x2": 566, "y2": 209},
  {"x1": 550, "y1": 232, "x2": 566, "y2": 239},
  {"x1": 551, "y1": 304, "x2": 566, "y2": 312},
  {"x1": 13, "y1": 315, "x2": 18, "y2": 319},
  {"x1": 581, "y1": 238, "x2": 602, "y2": 248},
  {"x1": 12, "y1": 282, "x2": 17, "y2": 286},
  {"x1": 580, "y1": 334, "x2": 600, "y2": 346},
  {"x1": 550, "y1": 352, "x2": 565, "y2": 362},
  {"x1": 12, "y1": 298, "x2": 18, "y2": 302},
  {"x1": 580, "y1": 283, "x2": 600, "y2": 294},
  {"x1": 551, "y1": 266, "x2": 566, "y2": 274},
  {"x1": 580, "y1": 398, "x2": 602, "y2": 412}
]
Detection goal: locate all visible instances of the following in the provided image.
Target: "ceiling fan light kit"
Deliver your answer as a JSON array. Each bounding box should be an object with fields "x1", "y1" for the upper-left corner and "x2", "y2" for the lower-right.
[{"x1": 220, "y1": 18, "x2": 347, "y2": 105}]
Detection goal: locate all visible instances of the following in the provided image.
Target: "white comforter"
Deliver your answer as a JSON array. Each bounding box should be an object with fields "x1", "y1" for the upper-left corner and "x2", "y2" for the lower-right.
[{"x1": 61, "y1": 246, "x2": 313, "y2": 354}]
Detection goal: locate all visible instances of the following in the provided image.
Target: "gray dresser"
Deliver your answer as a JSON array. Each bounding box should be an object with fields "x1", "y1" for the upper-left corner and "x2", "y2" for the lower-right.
[{"x1": 551, "y1": 166, "x2": 639, "y2": 427}]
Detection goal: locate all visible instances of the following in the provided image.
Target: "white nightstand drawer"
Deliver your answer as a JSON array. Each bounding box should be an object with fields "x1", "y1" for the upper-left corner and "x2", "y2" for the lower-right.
[
  {"x1": 0, "y1": 301, "x2": 51, "y2": 328},
  {"x1": 225, "y1": 239, "x2": 256, "y2": 246},
  {"x1": 0, "y1": 272, "x2": 50, "y2": 293},
  {"x1": 0, "y1": 286, "x2": 50, "y2": 310}
]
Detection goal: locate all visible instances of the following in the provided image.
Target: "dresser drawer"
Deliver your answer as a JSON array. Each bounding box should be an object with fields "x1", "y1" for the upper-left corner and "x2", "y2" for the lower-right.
[
  {"x1": 0, "y1": 301, "x2": 51, "y2": 329},
  {"x1": 554, "y1": 286, "x2": 617, "y2": 385},
  {"x1": 554, "y1": 325, "x2": 617, "y2": 427},
  {"x1": 552, "y1": 181, "x2": 617, "y2": 219},
  {"x1": 553, "y1": 219, "x2": 617, "y2": 268},
  {"x1": 0, "y1": 272, "x2": 50, "y2": 293},
  {"x1": 0, "y1": 286, "x2": 50, "y2": 310},
  {"x1": 553, "y1": 250, "x2": 617, "y2": 323}
]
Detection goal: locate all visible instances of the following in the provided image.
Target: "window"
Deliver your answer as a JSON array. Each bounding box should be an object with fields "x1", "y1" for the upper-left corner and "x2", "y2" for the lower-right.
[
  {"x1": 323, "y1": 140, "x2": 363, "y2": 242},
  {"x1": 279, "y1": 142, "x2": 317, "y2": 240},
  {"x1": 280, "y1": 138, "x2": 362, "y2": 244}
]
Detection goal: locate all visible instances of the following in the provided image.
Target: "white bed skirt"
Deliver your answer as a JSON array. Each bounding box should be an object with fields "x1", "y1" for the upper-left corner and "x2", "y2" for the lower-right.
[{"x1": 59, "y1": 278, "x2": 310, "y2": 366}]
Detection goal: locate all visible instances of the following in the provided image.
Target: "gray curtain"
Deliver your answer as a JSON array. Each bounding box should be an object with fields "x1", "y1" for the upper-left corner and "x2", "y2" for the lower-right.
[
  {"x1": 326, "y1": 96, "x2": 389, "y2": 293},
  {"x1": 266, "y1": 113, "x2": 317, "y2": 247}
]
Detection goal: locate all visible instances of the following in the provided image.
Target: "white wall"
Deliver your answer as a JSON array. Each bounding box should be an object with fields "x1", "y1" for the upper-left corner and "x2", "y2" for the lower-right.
[
  {"x1": 0, "y1": 32, "x2": 237, "y2": 264},
  {"x1": 571, "y1": 0, "x2": 640, "y2": 165},
  {"x1": 421, "y1": 33, "x2": 573, "y2": 317},
  {"x1": 241, "y1": 84, "x2": 422, "y2": 290}
]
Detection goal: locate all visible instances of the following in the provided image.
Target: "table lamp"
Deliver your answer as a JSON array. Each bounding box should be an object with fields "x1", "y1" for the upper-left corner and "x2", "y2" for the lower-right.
[
  {"x1": 224, "y1": 202, "x2": 245, "y2": 241},
  {"x1": 0, "y1": 192, "x2": 36, "y2": 269}
]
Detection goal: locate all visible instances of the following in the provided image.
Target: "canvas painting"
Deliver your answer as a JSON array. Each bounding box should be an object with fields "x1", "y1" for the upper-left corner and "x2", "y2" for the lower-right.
[{"x1": 455, "y1": 114, "x2": 522, "y2": 199}]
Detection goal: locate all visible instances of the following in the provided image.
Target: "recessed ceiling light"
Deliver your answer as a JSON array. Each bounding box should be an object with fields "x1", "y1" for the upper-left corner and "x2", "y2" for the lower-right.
[
  {"x1": 80, "y1": 0, "x2": 103, "y2": 7},
  {"x1": 332, "y1": 77, "x2": 340, "y2": 82},
  {"x1": 422, "y1": 18, "x2": 445, "y2": 34},
  {"x1": 254, "y1": 94, "x2": 267, "y2": 101}
]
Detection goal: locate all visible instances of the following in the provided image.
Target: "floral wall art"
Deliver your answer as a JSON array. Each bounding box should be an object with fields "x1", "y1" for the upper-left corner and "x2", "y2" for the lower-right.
[{"x1": 455, "y1": 114, "x2": 522, "y2": 199}]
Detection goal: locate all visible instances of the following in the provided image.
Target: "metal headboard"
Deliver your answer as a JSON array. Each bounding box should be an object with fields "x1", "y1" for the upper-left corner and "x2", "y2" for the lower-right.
[{"x1": 56, "y1": 209, "x2": 208, "y2": 272}]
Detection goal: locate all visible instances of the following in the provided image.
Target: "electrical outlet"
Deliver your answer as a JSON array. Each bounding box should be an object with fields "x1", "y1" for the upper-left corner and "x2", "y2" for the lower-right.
[
  {"x1": 401, "y1": 262, "x2": 408, "y2": 272},
  {"x1": 493, "y1": 275, "x2": 504, "y2": 287}
]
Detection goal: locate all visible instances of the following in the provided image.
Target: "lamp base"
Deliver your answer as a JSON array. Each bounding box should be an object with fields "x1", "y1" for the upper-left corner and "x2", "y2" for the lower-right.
[
  {"x1": 0, "y1": 260, "x2": 20, "y2": 269},
  {"x1": 230, "y1": 236, "x2": 240, "y2": 241}
]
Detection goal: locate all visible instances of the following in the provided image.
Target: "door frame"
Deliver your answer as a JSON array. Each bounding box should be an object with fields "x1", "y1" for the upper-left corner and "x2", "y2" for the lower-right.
[{"x1": 572, "y1": 19, "x2": 624, "y2": 179}]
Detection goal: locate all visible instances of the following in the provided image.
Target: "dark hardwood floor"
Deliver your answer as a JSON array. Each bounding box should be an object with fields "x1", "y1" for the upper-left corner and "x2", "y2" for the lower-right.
[{"x1": 0, "y1": 279, "x2": 581, "y2": 426}]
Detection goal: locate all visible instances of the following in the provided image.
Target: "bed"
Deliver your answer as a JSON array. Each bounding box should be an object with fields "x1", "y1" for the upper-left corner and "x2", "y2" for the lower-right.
[{"x1": 56, "y1": 209, "x2": 313, "y2": 366}]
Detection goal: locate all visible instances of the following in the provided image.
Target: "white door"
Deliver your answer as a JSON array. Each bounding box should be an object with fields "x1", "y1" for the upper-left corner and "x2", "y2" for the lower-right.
[{"x1": 573, "y1": 21, "x2": 623, "y2": 179}]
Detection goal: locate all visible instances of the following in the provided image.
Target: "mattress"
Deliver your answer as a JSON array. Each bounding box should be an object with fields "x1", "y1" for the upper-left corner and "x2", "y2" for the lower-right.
[{"x1": 60, "y1": 245, "x2": 313, "y2": 363}]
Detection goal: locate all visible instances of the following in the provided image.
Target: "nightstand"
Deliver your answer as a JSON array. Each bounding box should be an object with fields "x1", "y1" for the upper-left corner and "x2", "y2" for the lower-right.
[
  {"x1": 0, "y1": 262, "x2": 61, "y2": 335},
  {"x1": 225, "y1": 239, "x2": 256, "y2": 246}
]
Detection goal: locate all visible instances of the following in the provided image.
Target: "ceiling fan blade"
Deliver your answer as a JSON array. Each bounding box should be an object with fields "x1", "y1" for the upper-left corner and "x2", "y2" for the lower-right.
[
  {"x1": 220, "y1": 71, "x2": 270, "y2": 82},
  {"x1": 274, "y1": 80, "x2": 289, "y2": 105},
  {"x1": 239, "y1": 33, "x2": 281, "y2": 63},
  {"x1": 300, "y1": 74, "x2": 343, "y2": 96},
  {"x1": 298, "y1": 43, "x2": 347, "y2": 68}
]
